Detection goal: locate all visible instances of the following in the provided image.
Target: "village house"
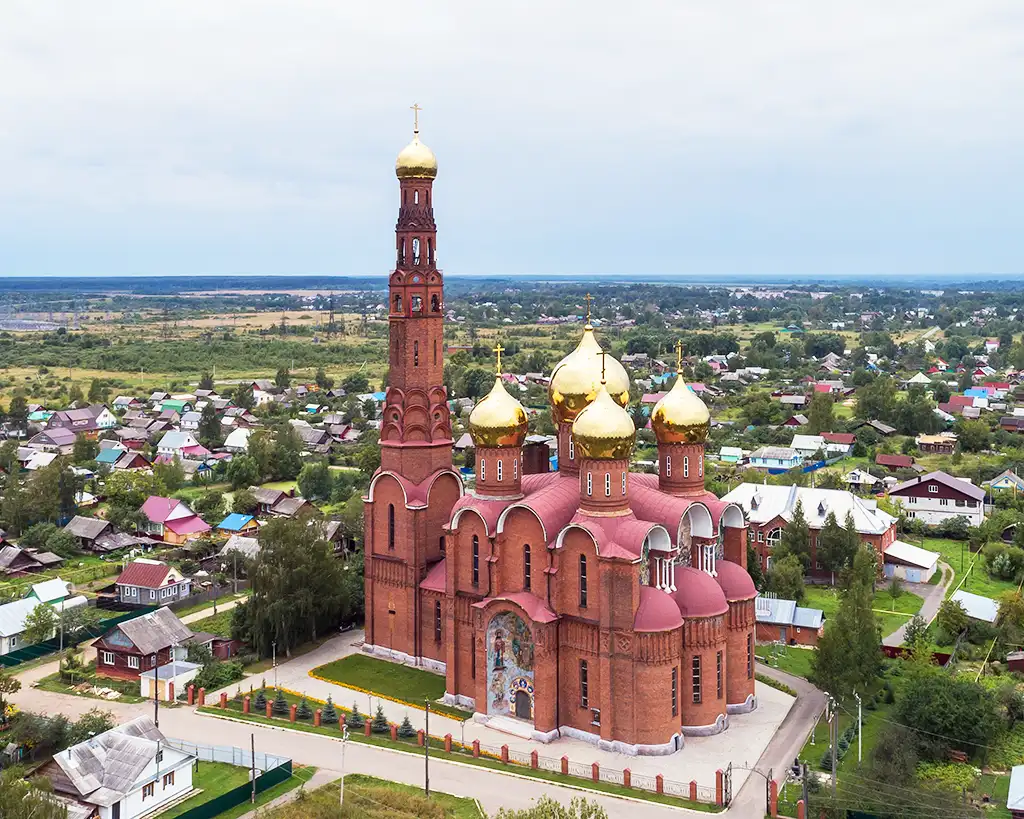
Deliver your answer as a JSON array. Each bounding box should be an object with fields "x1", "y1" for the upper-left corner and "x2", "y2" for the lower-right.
[
  {"x1": 216, "y1": 513, "x2": 258, "y2": 536},
  {"x1": 915, "y1": 433, "x2": 957, "y2": 454},
  {"x1": 722, "y1": 483, "x2": 898, "y2": 577},
  {"x1": 93, "y1": 606, "x2": 194, "y2": 680},
  {"x1": 115, "y1": 559, "x2": 192, "y2": 607},
  {"x1": 45, "y1": 404, "x2": 118, "y2": 438},
  {"x1": 754, "y1": 595, "x2": 825, "y2": 646},
  {"x1": 875, "y1": 453, "x2": 916, "y2": 472},
  {"x1": 882, "y1": 539, "x2": 940, "y2": 583},
  {"x1": 39, "y1": 715, "x2": 197, "y2": 819},
  {"x1": 26, "y1": 427, "x2": 78, "y2": 455},
  {"x1": 748, "y1": 446, "x2": 803, "y2": 471},
  {"x1": 156, "y1": 430, "x2": 201, "y2": 458},
  {"x1": 889, "y1": 471, "x2": 986, "y2": 527},
  {"x1": 139, "y1": 497, "x2": 211, "y2": 544},
  {"x1": 0, "y1": 544, "x2": 63, "y2": 576},
  {"x1": 223, "y1": 427, "x2": 251, "y2": 452}
]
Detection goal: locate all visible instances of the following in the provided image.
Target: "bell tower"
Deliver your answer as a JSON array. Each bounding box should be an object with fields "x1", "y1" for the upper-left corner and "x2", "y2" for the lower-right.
[{"x1": 379, "y1": 106, "x2": 453, "y2": 484}]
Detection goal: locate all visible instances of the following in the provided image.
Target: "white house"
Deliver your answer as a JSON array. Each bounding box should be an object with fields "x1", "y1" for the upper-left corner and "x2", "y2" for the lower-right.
[
  {"x1": 140, "y1": 660, "x2": 200, "y2": 702},
  {"x1": 889, "y1": 471, "x2": 986, "y2": 527},
  {"x1": 0, "y1": 594, "x2": 88, "y2": 655},
  {"x1": 790, "y1": 435, "x2": 826, "y2": 459},
  {"x1": 843, "y1": 468, "x2": 879, "y2": 490},
  {"x1": 41, "y1": 716, "x2": 195, "y2": 819},
  {"x1": 883, "y1": 540, "x2": 940, "y2": 583},
  {"x1": 748, "y1": 447, "x2": 803, "y2": 471},
  {"x1": 156, "y1": 431, "x2": 200, "y2": 458},
  {"x1": 179, "y1": 411, "x2": 202, "y2": 431},
  {"x1": 223, "y1": 427, "x2": 251, "y2": 453}
]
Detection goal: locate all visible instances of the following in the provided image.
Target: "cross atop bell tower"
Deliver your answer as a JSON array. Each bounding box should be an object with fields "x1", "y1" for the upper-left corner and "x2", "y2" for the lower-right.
[{"x1": 380, "y1": 112, "x2": 452, "y2": 483}]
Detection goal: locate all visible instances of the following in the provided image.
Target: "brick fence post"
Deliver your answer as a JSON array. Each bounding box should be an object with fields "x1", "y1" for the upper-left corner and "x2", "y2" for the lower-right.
[
  {"x1": 473, "y1": 740, "x2": 480, "y2": 758},
  {"x1": 243, "y1": 696, "x2": 250, "y2": 715},
  {"x1": 364, "y1": 720, "x2": 371, "y2": 737},
  {"x1": 314, "y1": 709, "x2": 321, "y2": 727},
  {"x1": 689, "y1": 781, "x2": 697, "y2": 801},
  {"x1": 797, "y1": 799, "x2": 805, "y2": 819},
  {"x1": 390, "y1": 724, "x2": 398, "y2": 741},
  {"x1": 197, "y1": 687, "x2": 205, "y2": 706},
  {"x1": 417, "y1": 730, "x2": 424, "y2": 747},
  {"x1": 266, "y1": 701, "x2": 273, "y2": 719},
  {"x1": 188, "y1": 685, "x2": 195, "y2": 706},
  {"x1": 444, "y1": 734, "x2": 452, "y2": 753},
  {"x1": 531, "y1": 750, "x2": 538, "y2": 769},
  {"x1": 656, "y1": 774, "x2": 664, "y2": 795},
  {"x1": 591, "y1": 763, "x2": 599, "y2": 783},
  {"x1": 168, "y1": 682, "x2": 174, "y2": 702},
  {"x1": 715, "y1": 769, "x2": 724, "y2": 807},
  {"x1": 289, "y1": 704, "x2": 297, "y2": 723},
  {"x1": 219, "y1": 692, "x2": 228, "y2": 709},
  {"x1": 501, "y1": 745, "x2": 509, "y2": 764},
  {"x1": 340, "y1": 713, "x2": 346, "y2": 727},
  {"x1": 623, "y1": 768, "x2": 631, "y2": 789},
  {"x1": 561, "y1": 756, "x2": 568, "y2": 775},
  {"x1": 770, "y1": 779, "x2": 779, "y2": 817}
]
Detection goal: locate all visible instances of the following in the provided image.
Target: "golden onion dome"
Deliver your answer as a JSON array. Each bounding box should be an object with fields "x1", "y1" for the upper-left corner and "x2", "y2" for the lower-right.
[
  {"x1": 396, "y1": 131, "x2": 438, "y2": 179},
  {"x1": 548, "y1": 326, "x2": 630, "y2": 424},
  {"x1": 469, "y1": 377, "x2": 529, "y2": 448},
  {"x1": 650, "y1": 376, "x2": 711, "y2": 444},
  {"x1": 571, "y1": 385, "x2": 636, "y2": 460}
]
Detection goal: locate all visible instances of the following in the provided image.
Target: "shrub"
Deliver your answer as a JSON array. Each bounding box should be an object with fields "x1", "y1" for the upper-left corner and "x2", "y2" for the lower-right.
[
  {"x1": 371, "y1": 704, "x2": 389, "y2": 734},
  {"x1": 272, "y1": 689, "x2": 289, "y2": 716},
  {"x1": 348, "y1": 704, "x2": 364, "y2": 729},
  {"x1": 254, "y1": 689, "x2": 267, "y2": 712},
  {"x1": 296, "y1": 698, "x2": 313, "y2": 721},
  {"x1": 322, "y1": 695, "x2": 339, "y2": 725},
  {"x1": 398, "y1": 715, "x2": 416, "y2": 738}
]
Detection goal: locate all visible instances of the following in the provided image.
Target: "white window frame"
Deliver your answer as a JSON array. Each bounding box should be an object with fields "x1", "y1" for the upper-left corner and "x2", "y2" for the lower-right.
[
  {"x1": 568, "y1": 437, "x2": 574, "y2": 460},
  {"x1": 622, "y1": 473, "x2": 627, "y2": 495},
  {"x1": 513, "y1": 459, "x2": 518, "y2": 480},
  {"x1": 101, "y1": 651, "x2": 115, "y2": 665},
  {"x1": 665, "y1": 456, "x2": 671, "y2": 477},
  {"x1": 497, "y1": 459, "x2": 503, "y2": 482},
  {"x1": 586, "y1": 472, "x2": 592, "y2": 496},
  {"x1": 604, "y1": 473, "x2": 611, "y2": 496},
  {"x1": 683, "y1": 456, "x2": 689, "y2": 478},
  {"x1": 929, "y1": 484, "x2": 938, "y2": 493},
  {"x1": 150, "y1": 590, "x2": 156, "y2": 601},
  {"x1": 128, "y1": 655, "x2": 140, "y2": 669},
  {"x1": 480, "y1": 459, "x2": 485, "y2": 481},
  {"x1": 699, "y1": 456, "x2": 703, "y2": 477}
]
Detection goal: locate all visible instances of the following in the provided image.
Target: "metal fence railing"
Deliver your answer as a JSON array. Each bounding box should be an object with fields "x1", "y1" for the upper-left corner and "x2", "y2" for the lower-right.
[{"x1": 163, "y1": 739, "x2": 290, "y2": 773}]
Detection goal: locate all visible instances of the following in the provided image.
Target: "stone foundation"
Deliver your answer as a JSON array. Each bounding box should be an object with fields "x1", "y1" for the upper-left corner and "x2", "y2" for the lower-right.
[
  {"x1": 726, "y1": 694, "x2": 758, "y2": 715},
  {"x1": 361, "y1": 643, "x2": 447, "y2": 675},
  {"x1": 681, "y1": 713, "x2": 728, "y2": 737}
]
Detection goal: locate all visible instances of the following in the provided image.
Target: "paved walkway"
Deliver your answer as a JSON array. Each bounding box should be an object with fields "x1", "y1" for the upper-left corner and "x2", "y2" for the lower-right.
[
  {"x1": 882, "y1": 561, "x2": 953, "y2": 647},
  {"x1": 231, "y1": 768, "x2": 340, "y2": 819}
]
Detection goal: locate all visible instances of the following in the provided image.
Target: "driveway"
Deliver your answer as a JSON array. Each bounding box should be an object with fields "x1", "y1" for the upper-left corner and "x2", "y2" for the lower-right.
[{"x1": 882, "y1": 561, "x2": 952, "y2": 647}]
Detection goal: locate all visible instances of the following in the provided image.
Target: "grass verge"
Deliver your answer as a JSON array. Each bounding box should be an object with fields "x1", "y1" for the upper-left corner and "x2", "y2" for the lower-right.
[
  {"x1": 159, "y1": 762, "x2": 256, "y2": 818},
  {"x1": 197, "y1": 704, "x2": 722, "y2": 812},
  {"x1": 756, "y1": 644, "x2": 815, "y2": 680},
  {"x1": 210, "y1": 765, "x2": 317, "y2": 819},
  {"x1": 310, "y1": 655, "x2": 470, "y2": 720}
]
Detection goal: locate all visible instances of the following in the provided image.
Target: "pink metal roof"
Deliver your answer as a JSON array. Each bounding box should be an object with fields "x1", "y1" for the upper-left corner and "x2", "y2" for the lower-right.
[
  {"x1": 164, "y1": 515, "x2": 211, "y2": 536},
  {"x1": 671, "y1": 567, "x2": 728, "y2": 619},
  {"x1": 633, "y1": 585, "x2": 683, "y2": 632},
  {"x1": 141, "y1": 496, "x2": 181, "y2": 524},
  {"x1": 419, "y1": 559, "x2": 446, "y2": 593},
  {"x1": 714, "y1": 560, "x2": 757, "y2": 602}
]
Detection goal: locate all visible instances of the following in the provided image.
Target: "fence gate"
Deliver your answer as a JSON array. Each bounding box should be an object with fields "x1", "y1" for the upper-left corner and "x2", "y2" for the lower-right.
[{"x1": 723, "y1": 762, "x2": 732, "y2": 805}]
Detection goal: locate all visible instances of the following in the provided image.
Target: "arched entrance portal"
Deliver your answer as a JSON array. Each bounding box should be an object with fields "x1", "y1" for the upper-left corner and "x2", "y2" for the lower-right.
[{"x1": 485, "y1": 611, "x2": 535, "y2": 723}]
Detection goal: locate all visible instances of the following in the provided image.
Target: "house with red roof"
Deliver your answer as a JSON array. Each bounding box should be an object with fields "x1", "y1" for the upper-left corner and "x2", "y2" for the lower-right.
[
  {"x1": 820, "y1": 432, "x2": 855, "y2": 457},
  {"x1": 115, "y1": 558, "x2": 192, "y2": 607},
  {"x1": 140, "y1": 497, "x2": 211, "y2": 545}
]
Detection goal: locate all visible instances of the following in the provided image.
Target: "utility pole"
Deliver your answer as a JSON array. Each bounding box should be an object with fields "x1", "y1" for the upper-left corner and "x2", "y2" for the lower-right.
[
  {"x1": 250, "y1": 733, "x2": 257, "y2": 804},
  {"x1": 153, "y1": 652, "x2": 160, "y2": 728},
  {"x1": 272, "y1": 641, "x2": 278, "y2": 691},
  {"x1": 424, "y1": 699, "x2": 430, "y2": 797},
  {"x1": 340, "y1": 723, "x2": 350, "y2": 807},
  {"x1": 854, "y1": 691, "x2": 862, "y2": 763},
  {"x1": 829, "y1": 696, "x2": 837, "y2": 796},
  {"x1": 801, "y1": 761, "x2": 809, "y2": 809}
]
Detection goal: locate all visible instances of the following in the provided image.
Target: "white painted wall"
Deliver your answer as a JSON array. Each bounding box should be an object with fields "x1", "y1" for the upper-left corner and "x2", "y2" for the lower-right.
[
  {"x1": 98, "y1": 750, "x2": 194, "y2": 819},
  {"x1": 902, "y1": 496, "x2": 984, "y2": 526}
]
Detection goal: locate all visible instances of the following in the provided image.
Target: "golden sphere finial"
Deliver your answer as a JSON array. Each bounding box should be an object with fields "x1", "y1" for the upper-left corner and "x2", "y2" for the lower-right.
[{"x1": 396, "y1": 105, "x2": 437, "y2": 180}]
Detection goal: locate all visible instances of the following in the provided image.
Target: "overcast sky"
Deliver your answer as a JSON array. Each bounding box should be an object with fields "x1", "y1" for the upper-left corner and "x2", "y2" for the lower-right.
[{"x1": 1, "y1": 2, "x2": 1022, "y2": 278}]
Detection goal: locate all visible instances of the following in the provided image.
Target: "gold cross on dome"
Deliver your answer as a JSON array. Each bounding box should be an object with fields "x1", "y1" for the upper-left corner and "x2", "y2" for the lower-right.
[
  {"x1": 410, "y1": 103, "x2": 422, "y2": 133},
  {"x1": 600, "y1": 349, "x2": 607, "y2": 384},
  {"x1": 494, "y1": 343, "x2": 505, "y2": 376},
  {"x1": 675, "y1": 339, "x2": 683, "y2": 371},
  {"x1": 584, "y1": 293, "x2": 593, "y2": 323}
]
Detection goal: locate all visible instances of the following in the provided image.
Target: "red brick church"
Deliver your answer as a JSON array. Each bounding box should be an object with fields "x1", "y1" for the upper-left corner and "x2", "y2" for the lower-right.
[{"x1": 363, "y1": 118, "x2": 758, "y2": 755}]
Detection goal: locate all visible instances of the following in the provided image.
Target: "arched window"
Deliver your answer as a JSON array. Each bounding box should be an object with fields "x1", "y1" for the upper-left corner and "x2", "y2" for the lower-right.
[
  {"x1": 692, "y1": 655, "x2": 702, "y2": 704},
  {"x1": 683, "y1": 456, "x2": 689, "y2": 478},
  {"x1": 586, "y1": 472, "x2": 592, "y2": 496},
  {"x1": 412, "y1": 237, "x2": 421, "y2": 265},
  {"x1": 699, "y1": 456, "x2": 704, "y2": 477},
  {"x1": 766, "y1": 528, "x2": 783, "y2": 550},
  {"x1": 604, "y1": 473, "x2": 611, "y2": 497},
  {"x1": 431, "y1": 293, "x2": 440, "y2": 312},
  {"x1": 427, "y1": 238, "x2": 434, "y2": 265},
  {"x1": 497, "y1": 459, "x2": 503, "y2": 482},
  {"x1": 411, "y1": 295, "x2": 422, "y2": 312},
  {"x1": 387, "y1": 504, "x2": 395, "y2": 550},
  {"x1": 579, "y1": 555, "x2": 588, "y2": 607},
  {"x1": 393, "y1": 294, "x2": 402, "y2": 313},
  {"x1": 580, "y1": 660, "x2": 589, "y2": 707},
  {"x1": 524, "y1": 544, "x2": 531, "y2": 590},
  {"x1": 414, "y1": 190, "x2": 420, "y2": 205},
  {"x1": 413, "y1": 341, "x2": 419, "y2": 366},
  {"x1": 703, "y1": 543, "x2": 716, "y2": 576},
  {"x1": 665, "y1": 455, "x2": 671, "y2": 477},
  {"x1": 434, "y1": 600, "x2": 441, "y2": 642},
  {"x1": 480, "y1": 459, "x2": 486, "y2": 481},
  {"x1": 472, "y1": 535, "x2": 480, "y2": 586}
]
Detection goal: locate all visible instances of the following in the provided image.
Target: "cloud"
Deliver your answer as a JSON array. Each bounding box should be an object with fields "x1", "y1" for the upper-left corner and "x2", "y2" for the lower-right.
[{"x1": 1, "y1": 1, "x2": 1022, "y2": 276}]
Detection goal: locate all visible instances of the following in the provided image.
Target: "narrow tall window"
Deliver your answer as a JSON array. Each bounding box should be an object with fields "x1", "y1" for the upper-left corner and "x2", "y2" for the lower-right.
[
  {"x1": 666, "y1": 455, "x2": 671, "y2": 477},
  {"x1": 604, "y1": 473, "x2": 611, "y2": 496},
  {"x1": 427, "y1": 238, "x2": 434, "y2": 265},
  {"x1": 472, "y1": 535, "x2": 480, "y2": 586},
  {"x1": 431, "y1": 293, "x2": 440, "y2": 312},
  {"x1": 387, "y1": 504, "x2": 395, "y2": 550},
  {"x1": 514, "y1": 459, "x2": 518, "y2": 480},
  {"x1": 524, "y1": 544, "x2": 532, "y2": 590},
  {"x1": 414, "y1": 341, "x2": 419, "y2": 366},
  {"x1": 716, "y1": 650, "x2": 723, "y2": 699},
  {"x1": 497, "y1": 459, "x2": 503, "y2": 482},
  {"x1": 568, "y1": 437, "x2": 574, "y2": 460},
  {"x1": 580, "y1": 660, "x2": 589, "y2": 708},
  {"x1": 747, "y1": 634, "x2": 753, "y2": 679},
  {"x1": 671, "y1": 667, "x2": 678, "y2": 717},
  {"x1": 439, "y1": 535, "x2": 445, "y2": 556},
  {"x1": 699, "y1": 456, "x2": 704, "y2": 477},
  {"x1": 622, "y1": 473, "x2": 627, "y2": 495},
  {"x1": 394, "y1": 293, "x2": 402, "y2": 312},
  {"x1": 692, "y1": 655, "x2": 702, "y2": 703},
  {"x1": 579, "y1": 555, "x2": 588, "y2": 607},
  {"x1": 434, "y1": 601, "x2": 442, "y2": 642},
  {"x1": 480, "y1": 459, "x2": 485, "y2": 481},
  {"x1": 414, "y1": 190, "x2": 420, "y2": 204},
  {"x1": 471, "y1": 635, "x2": 477, "y2": 678},
  {"x1": 412, "y1": 237, "x2": 421, "y2": 264},
  {"x1": 434, "y1": 339, "x2": 438, "y2": 364},
  {"x1": 586, "y1": 472, "x2": 592, "y2": 496},
  {"x1": 683, "y1": 456, "x2": 689, "y2": 478}
]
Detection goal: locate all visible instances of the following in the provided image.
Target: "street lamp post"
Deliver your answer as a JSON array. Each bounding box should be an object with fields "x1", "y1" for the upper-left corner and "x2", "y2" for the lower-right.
[
  {"x1": 339, "y1": 724, "x2": 350, "y2": 807},
  {"x1": 853, "y1": 691, "x2": 862, "y2": 763},
  {"x1": 272, "y1": 641, "x2": 278, "y2": 691}
]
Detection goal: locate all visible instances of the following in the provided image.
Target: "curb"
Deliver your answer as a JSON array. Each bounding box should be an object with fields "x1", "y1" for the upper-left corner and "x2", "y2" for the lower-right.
[{"x1": 195, "y1": 709, "x2": 719, "y2": 815}]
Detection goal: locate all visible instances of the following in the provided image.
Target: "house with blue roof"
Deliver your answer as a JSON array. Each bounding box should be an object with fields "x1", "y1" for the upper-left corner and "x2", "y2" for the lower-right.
[
  {"x1": 217, "y1": 513, "x2": 258, "y2": 535},
  {"x1": 754, "y1": 594, "x2": 825, "y2": 646},
  {"x1": 95, "y1": 448, "x2": 123, "y2": 466}
]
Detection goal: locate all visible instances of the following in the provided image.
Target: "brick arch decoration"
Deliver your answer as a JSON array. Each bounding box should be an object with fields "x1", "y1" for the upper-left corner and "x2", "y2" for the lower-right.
[{"x1": 483, "y1": 608, "x2": 536, "y2": 721}]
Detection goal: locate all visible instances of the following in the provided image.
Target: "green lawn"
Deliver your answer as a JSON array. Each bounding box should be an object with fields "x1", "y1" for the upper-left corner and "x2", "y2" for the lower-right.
[
  {"x1": 756, "y1": 644, "x2": 815, "y2": 679},
  {"x1": 907, "y1": 537, "x2": 1018, "y2": 601},
  {"x1": 160, "y1": 762, "x2": 254, "y2": 819},
  {"x1": 189, "y1": 608, "x2": 236, "y2": 638},
  {"x1": 261, "y1": 480, "x2": 298, "y2": 492},
  {"x1": 801, "y1": 584, "x2": 922, "y2": 639},
  {"x1": 253, "y1": 774, "x2": 479, "y2": 818},
  {"x1": 174, "y1": 591, "x2": 249, "y2": 619},
  {"x1": 311, "y1": 655, "x2": 469, "y2": 720},
  {"x1": 211, "y1": 766, "x2": 317, "y2": 819}
]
